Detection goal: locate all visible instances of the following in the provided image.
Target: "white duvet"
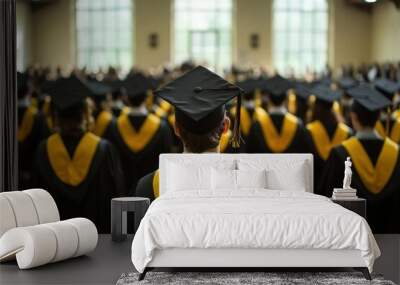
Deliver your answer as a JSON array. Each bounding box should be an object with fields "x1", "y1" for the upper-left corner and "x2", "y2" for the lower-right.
[{"x1": 131, "y1": 190, "x2": 380, "y2": 273}]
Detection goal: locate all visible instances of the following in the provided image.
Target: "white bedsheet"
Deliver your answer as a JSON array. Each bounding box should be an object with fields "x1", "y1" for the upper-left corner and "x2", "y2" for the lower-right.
[{"x1": 131, "y1": 190, "x2": 380, "y2": 273}]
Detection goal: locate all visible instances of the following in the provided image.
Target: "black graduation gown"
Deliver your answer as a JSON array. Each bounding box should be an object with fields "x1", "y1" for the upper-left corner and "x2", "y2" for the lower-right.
[
  {"x1": 319, "y1": 138, "x2": 400, "y2": 233},
  {"x1": 105, "y1": 114, "x2": 172, "y2": 195},
  {"x1": 18, "y1": 105, "x2": 46, "y2": 189},
  {"x1": 306, "y1": 121, "x2": 352, "y2": 195},
  {"x1": 33, "y1": 133, "x2": 125, "y2": 233},
  {"x1": 247, "y1": 112, "x2": 311, "y2": 154},
  {"x1": 136, "y1": 170, "x2": 158, "y2": 202}
]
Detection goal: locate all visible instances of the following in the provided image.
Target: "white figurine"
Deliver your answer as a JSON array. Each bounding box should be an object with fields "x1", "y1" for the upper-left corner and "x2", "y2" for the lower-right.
[{"x1": 342, "y1": 157, "x2": 353, "y2": 190}]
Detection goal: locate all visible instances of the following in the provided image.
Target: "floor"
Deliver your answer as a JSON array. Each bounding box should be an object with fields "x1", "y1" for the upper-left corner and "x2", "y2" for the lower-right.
[{"x1": 0, "y1": 235, "x2": 399, "y2": 285}]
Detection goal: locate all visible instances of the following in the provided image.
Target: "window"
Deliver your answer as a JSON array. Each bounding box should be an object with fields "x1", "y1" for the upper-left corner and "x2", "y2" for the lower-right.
[
  {"x1": 174, "y1": 0, "x2": 232, "y2": 74},
  {"x1": 76, "y1": 0, "x2": 133, "y2": 72},
  {"x1": 273, "y1": 0, "x2": 328, "y2": 76}
]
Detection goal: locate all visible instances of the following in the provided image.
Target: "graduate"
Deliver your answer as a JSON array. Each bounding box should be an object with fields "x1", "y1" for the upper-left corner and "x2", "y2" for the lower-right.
[
  {"x1": 337, "y1": 77, "x2": 357, "y2": 126},
  {"x1": 86, "y1": 79, "x2": 114, "y2": 137},
  {"x1": 319, "y1": 84, "x2": 400, "y2": 233},
  {"x1": 290, "y1": 82, "x2": 312, "y2": 122},
  {"x1": 374, "y1": 78, "x2": 400, "y2": 143},
  {"x1": 104, "y1": 74, "x2": 173, "y2": 194},
  {"x1": 306, "y1": 85, "x2": 352, "y2": 193},
  {"x1": 33, "y1": 76, "x2": 125, "y2": 233},
  {"x1": 17, "y1": 72, "x2": 44, "y2": 188},
  {"x1": 247, "y1": 75, "x2": 311, "y2": 154},
  {"x1": 135, "y1": 66, "x2": 243, "y2": 201},
  {"x1": 230, "y1": 78, "x2": 260, "y2": 151}
]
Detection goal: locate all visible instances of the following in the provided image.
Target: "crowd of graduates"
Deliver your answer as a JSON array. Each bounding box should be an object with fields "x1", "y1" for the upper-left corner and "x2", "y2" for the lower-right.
[{"x1": 17, "y1": 60, "x2": 400, "y2": 234}]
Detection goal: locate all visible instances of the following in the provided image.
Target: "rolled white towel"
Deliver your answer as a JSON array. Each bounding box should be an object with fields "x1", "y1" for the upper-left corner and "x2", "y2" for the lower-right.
[
  {"x1": 24, "y1": 189, "x2": 60, "y2": 224},
  {"x1": 0, "y1": 196, "x2": 17, "y2": 237},
  {"x1": 0, "y1": 218, "x2": 98, "y2": 269}
]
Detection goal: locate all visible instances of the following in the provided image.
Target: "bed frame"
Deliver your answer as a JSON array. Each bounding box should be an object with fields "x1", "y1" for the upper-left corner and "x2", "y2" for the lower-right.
[
  {"x1": 139, "y1": 248, "x2": 371, "y2": 280},
  {"x1": 138, "y1": 154, "x2": 372, "y2": 281}
]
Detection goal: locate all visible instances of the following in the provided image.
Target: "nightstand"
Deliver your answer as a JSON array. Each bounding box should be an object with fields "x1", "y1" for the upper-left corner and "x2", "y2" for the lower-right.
[
  {"x1": 331, "y1": 198, "x2": 366, "y2": 219},
  {"x1": 111, "y1": 197, "x2": 150, "y2": 242}
]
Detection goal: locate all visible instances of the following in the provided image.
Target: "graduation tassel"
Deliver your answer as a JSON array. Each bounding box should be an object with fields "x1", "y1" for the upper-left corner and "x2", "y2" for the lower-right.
[{"x1": 232, "y1": 92, "x2": 243, "y2": 149}]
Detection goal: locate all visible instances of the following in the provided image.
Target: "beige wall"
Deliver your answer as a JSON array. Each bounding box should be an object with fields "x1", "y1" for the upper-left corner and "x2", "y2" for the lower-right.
[
  {"x1": 371, "y1": 0, "x2": 400, "y2": 62},
  {"x1": 329, "y1": 0, "x2": 372, "y2": 68},
  {"x1": 235, "y1": 0, "x2": 272, "y2": 68},
  {"x1": 134, "y1": 0, "x2": 172, "y2": 69},
  {"x1": 31, "y1": 0, "x2": 76, "y2": 68},
  {"x1": 16, "y1": 0, "x2": 400, "y2": 71}
]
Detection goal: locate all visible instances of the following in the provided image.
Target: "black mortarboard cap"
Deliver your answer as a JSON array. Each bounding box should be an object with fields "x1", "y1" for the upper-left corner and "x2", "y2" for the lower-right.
[
  {"x1": 237, "y1": 78, "x2": 259, "y2": 94},
  {"x1": 347, "y1": 84, "x2": 391, "y2": 112},
  {"x1": 293, "y1": 83, "x2": 312, "y2": 100},
  {"x1": 262, "y1": 75, "x2": 292, "y2": 98},
  {"x1": 86, "y1": 79, "x2": 112, "y2": 99},
  {"x1": 374, "y1": 78, "x2": 399, "y2": 99},
  {"x1": 47, "y1": 75, "x2": 92, "y2": 111},
  {"x1": 155, "y1": 66, "x2": 243, "y2": 147},
  {"x1": 338, "y1": 77, "x2": 357, "y2": 90},
  {"x1": 312, "y1": 84, "x2": 342, "y2": 104}
]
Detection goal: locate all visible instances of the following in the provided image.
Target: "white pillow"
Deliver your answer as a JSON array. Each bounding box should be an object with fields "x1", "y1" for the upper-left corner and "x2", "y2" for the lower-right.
[
  {"x1": 238, "y1": 159, "x2": 309, "y2": 192},
  {"x1": 167, "y1": 162, "x2": 212, "y2": 191},
  {"x1": 266, "y1": 164, "x2": 307, "y2": 192},
  {"x1": 211, "y1": 168, "x2": 237, "y2": 190},
  {"x1": 237, "y1": 169, "x2": 267, "y2": 189}
]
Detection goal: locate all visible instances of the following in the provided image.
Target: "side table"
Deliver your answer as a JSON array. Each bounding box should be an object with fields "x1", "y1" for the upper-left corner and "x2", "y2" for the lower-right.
[{"x1": 111, "y1": 197, "x2": 150, "y2": 242}]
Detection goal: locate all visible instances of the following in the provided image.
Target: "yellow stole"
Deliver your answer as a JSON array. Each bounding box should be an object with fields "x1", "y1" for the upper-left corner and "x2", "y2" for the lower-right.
[
  {"x1": 152, "y1": 170, "x2": 160, "y2": 198},
  {"x1": 375, "y1": 121, "x2": 386, "y2": 138},
  {"x1": 122, "y1": 106, "x2": 130, "y2": 115},
  {"x1": 159, "y1": 100, "x2": 172, "y2": 113},
  {"x1": 168, "y1": 114, "x2": 175, "y2": 127},
  {"x1": 390, "y1": 119, "x2": 400, "y2": 143},
  {"x1": 255, "y1": 108, "x2": 298, "y2": 152},
  {"x1": 93, "y1": 111, "x2": 113, "y2": 137},
  {"x1": 375, "y1": 120, "x2": 400, "y2": 143},
  {"x1": 230, "y1": 106, "x2": 252, "y2": 136},
  {"x1": 219, "y1": 130, "x2": 232, "y2": 152},
  {"x1": 47, "y1": 133, "x2": 100, "y2": 186},
  {"x1": 306, "y1": 121, "x2": 350, "y2": 160},
  {"x1": 154, "y1": 106, "x2": 167, "y2": 118},
  {"x1": 117, "y1": 113, "x2": 161, "y2": 153},
  {"x1": 288, "y1": 92, "x2": 296, "y2": 114},
  {"x1": 342, "y1": 137, "x2": 398, "y2": 194},
  {"x1": 18, "y1": 106, "x2": 37, "y2": 142}
]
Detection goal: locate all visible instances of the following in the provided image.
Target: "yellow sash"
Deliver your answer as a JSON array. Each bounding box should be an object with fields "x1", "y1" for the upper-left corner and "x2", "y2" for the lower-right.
[
  {"x1": 93, "y1": 111, "x2": 113, "y2": 137},
  {"x1": 306, "y1": 121, "x2": 350, "y2": 160},
  {"x1": 375, "y1": 120, "x2": 400, "y2": 142},
  {"x1": 159, "y1": 100, "x2": 172, "y2": 113},
  {"x1": 230, "y1": 106, "x2": 252, "y2": 136},
  {"x1": 154, "y1": 106, "x2": 167, "y2": 118},
  {"x1": 255, "y1": 108, "x2": 298, "y2": 152},
  {"x1": 47, "y1": 133, "x2": 100, "y2": 186},
  {"x1": 390, "y1": 119, "x2": 400, "y2": 143},
  {"x1": 18, "y1": 106, "x2": 37, "y2": 142},
  {"x1": 117, "y1": 113, "x2": 161, "y2": 153},
  {"x1": 122, "y1": 106, "x2": 130, "y2": 115},
  {"x1": 375, "y1": 121, "x2": 386, "y2": 138},
  {"x1": 219, "y1": 129, "x2": 232, "y2": 152},
  {"x1": 168, "y1": 114, "x2": 175, "y2": 127},
  {"x1": 342, "y1": 137, "x2": 398, "y2": 194},
  {"x1": 152, "y1": 170, "x2": 160, "y2": 198},
  {"x1": 288, "y1": 92, "x2": 296, "y2": 114}
]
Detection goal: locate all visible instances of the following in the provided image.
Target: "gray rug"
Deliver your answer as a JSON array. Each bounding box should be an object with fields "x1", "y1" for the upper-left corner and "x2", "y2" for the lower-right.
[{"x1": 117, "y1": 272, "x2": 396, "y2": 285}]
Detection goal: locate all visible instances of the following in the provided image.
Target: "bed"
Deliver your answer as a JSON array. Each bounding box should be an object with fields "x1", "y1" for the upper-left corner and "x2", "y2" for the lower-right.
[{"x1": 131, "y1": 154, "x2": 380, "y2": 280}]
